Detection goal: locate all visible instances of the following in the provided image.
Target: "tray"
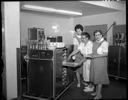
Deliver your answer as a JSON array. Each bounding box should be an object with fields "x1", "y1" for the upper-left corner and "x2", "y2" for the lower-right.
[{"x1": 62, "y1": 61, "x2": 79, "y2": 67}]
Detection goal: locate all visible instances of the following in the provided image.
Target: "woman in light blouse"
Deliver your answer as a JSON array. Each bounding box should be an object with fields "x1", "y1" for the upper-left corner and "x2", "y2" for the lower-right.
[{"x1": 87, "y1": 30, "x2": 109, "y2": 99}]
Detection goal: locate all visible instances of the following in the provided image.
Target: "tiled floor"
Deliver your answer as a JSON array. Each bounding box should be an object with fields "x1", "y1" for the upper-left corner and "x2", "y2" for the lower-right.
[{"x1": 19, "y1": 77, "x2": 126, "y2": 100}]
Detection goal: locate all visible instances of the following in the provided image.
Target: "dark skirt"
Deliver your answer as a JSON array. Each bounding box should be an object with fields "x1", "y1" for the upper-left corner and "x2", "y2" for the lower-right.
[
  {"x1": 90, "y1": 57, "x2": 109, "y2": 84},
  {"x1": 74, "y1": 52, "x2": 84, "y2": 74}
]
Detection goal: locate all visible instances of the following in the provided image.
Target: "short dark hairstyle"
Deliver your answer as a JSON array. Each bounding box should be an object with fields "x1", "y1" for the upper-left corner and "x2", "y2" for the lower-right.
[
  {"x1": 81, "y1": 32, "x2": 90, "y2": 39},
  {"x1": 93, "y1": 30, "x2": 103, "y2": 36},
  {"x1": 74, "y1": 24, "x2": 83, "y2": 32}
]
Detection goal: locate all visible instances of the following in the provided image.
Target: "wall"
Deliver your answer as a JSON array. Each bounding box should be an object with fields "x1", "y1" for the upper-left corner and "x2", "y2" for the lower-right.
[
  {"x1": 4, "y1": 2, "x2": 20, "y2": 99},
  {"x1": 73, "y1": 11, "x2": 126, "y2": 45},
  {"x1": 20, "y1": 11, "x2": 74, "y2": 46},
  {"x1": 21, "y1": 3, "x2": 126, "y2": 46},
  {"x1": 20, "y1": 11, "x2": 126, "y2": 46}
]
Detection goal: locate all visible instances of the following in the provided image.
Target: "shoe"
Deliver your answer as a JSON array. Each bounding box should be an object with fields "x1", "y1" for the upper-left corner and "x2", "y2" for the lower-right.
[
  {"x1": 77, "y1": 83, "x2": 81, "y2": 87},
  {"x1": 93, "y1": 94, "x2": 102, "y2": 99},
  {"x1": 84, "y1": 85, "x2": 89, "y2": 88},
  {"x1": 83, "y1": 86, "x2": 94, "y2": 92},
  {"x1": 84, "y1": 85, "x2": 94, "y2": 89},
  {"x1": 91, "y1": 92, "x2": 97, "y2": 96},
  {"x1": 82, "y1": 81, "x2": 88, "y2": 86}
]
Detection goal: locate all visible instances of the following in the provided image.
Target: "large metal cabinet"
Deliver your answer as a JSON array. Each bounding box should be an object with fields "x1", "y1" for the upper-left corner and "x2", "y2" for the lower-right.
[
  {"x1": 23, "y1": 48, "x2": 74, "y2": 100},
  {"x1": 108, "y1": 24, "x2": 126, "y2": 79},
  {"x1": 108, "y1": 46, "x2": 126, "y2": 79},
  {"x1": 108, "y1": 25, "x2": 127, "y2": 79}
]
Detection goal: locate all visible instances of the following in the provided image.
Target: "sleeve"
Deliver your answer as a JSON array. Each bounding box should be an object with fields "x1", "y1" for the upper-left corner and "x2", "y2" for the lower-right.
[
  {"x1": 101, "y1": 41, "x2": 109, "y2": 53},
  {"x1": 73, "y1": 38, "x2": 79, "y2": 46},
  {"x1": 78, "y1": 43, "x2": 82, "y2": 51},
  {"x1": 97, "y1": 41, "x2": 109, "y2": 54}
]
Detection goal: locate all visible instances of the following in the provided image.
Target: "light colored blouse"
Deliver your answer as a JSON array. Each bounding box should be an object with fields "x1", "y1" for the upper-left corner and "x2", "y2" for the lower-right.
[
  {"x1": 78, "y1": 40, "x2": 93, "y2": 56},
  {"x1": 73, "y1": 34, "x2": 81, "y2": 46},
  {"x1": 97, "y1": 38, "x2": 109, "y2": 54}
]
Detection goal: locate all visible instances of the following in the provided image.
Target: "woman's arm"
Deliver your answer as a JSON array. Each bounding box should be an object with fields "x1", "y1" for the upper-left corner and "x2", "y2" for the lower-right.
[
  {"x1": 85, "y1": 53, "x2": 108, "y2": 58},
  {"x1": 78, "y1": 57, "x2": 86, "y2": 65},
  {"x1": 92, "y1": 52, "x2": 108, "y2": 58},
  {"x1": 68, "y1": 49, "x2": 80, "y2": 60},
  {"x1": 73, "y1": 34, "x2": 81, "y2": 44}
]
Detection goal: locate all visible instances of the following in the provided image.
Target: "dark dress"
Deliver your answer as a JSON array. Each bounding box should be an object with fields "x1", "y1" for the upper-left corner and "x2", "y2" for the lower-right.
[{"x1": 90, "y1": 41, "x2": 109, "y2": 84}]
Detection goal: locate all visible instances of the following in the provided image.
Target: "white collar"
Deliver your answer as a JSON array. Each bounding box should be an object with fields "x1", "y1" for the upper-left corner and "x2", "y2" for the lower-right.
[
  {"x1": 96, "y1": 38, "x2": 104, "y2": 43},
  {"x1": 76, "y1": 34, "x2": 81, "y2": 38}
]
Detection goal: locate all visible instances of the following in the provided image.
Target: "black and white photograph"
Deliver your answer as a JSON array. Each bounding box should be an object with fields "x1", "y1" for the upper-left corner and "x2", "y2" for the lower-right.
[{"x1": 1, "y1": 0, "x2": 126, "y2": 100}]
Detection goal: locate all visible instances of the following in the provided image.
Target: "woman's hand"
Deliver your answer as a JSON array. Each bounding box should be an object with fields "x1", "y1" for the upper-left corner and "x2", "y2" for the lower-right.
[
  {"x1": 77, "y1": 58, "x2": 85, "y2": 66},
  {"x1": 78, "y1": 61, "x2": 83, "y2": 66}
]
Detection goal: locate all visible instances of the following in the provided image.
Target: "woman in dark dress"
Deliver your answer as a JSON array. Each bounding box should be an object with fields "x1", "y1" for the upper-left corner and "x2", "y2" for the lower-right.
[{"x1": 87, "y1": 30, "x2": 109, "y2": 99}]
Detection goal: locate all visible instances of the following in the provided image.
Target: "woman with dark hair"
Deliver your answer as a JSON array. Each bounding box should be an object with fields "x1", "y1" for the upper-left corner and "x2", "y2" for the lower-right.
[
  {"x1": 71, "y1": 24, "x2": 83, "y2": 87},
  {"x1": 87, "y1": 30, "x2": 109, "y2": 99},
  {"x1": 73, "y1": 24, "x2": 83, "y2": 50},
  {"x1": 68, "y1": 32, "x2": 93, "y2": 89}
]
